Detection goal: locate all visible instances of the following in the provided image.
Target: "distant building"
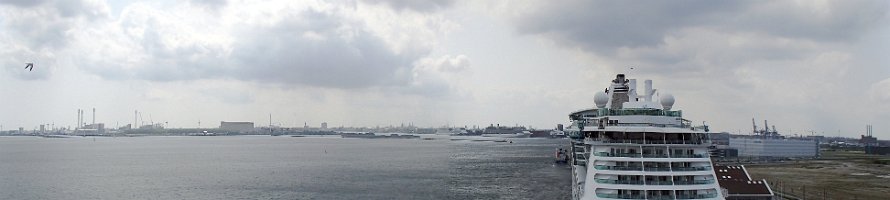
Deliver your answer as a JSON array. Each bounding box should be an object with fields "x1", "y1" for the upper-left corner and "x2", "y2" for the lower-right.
[
  {"x1": 865, "y1": 146, "x2": 890, "y2": 155},
  {"x1": 729, "y1": 138, "x2": 818, "y2": 158},
  {"x1": 321, "y1": 122, "x2": 328, "y2": 129},
  {"x1": 711, "y1": 148, "x2": 739, "y2": 158},
  {"x1": 78, "y1": 123, "x2": 106, "y2": 135},
  {"x1": 714, "y1": 165, "x2": 774, "y2": 200},
  {"x1": 220, "y1": 121, "x2": 254, "y2": 133},
  {"x1": 861, "y1": 135, "x2": 879, "y2": 146},
  {"x1": 139, "y1": 123, "x2": 164, "y2": 130},
  {"x1": 861, "y1": 124, "x2": 878, "y2": 146},
  {"x1": 710, "y1": 132, "x2": 731, "y2": 145}
]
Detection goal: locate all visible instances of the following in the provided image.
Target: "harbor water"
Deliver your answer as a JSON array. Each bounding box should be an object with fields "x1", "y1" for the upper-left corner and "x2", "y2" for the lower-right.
[{"x1": 0, "y1": 136, "x2": 570, "y2": 199}]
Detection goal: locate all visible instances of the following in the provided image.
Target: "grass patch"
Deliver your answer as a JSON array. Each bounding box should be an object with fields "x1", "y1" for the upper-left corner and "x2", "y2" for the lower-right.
[{"x1": 745, "y1": 150, "x2": 890, "y2": 200}]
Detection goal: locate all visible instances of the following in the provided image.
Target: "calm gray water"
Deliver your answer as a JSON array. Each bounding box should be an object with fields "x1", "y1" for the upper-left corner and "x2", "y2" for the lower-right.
[{"x1": 0, "y1": 136, "x2": 570, "y2": 199}]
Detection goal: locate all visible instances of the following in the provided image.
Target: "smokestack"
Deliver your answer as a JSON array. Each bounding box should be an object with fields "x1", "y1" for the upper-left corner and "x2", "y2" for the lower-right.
[
  {"x1": 644, "y1": 80, "x2": 653, "y2": 102},
  {"x1": 135, "y1": 110, "x2": 138, "y2": 129},
  {"x1": 92, "y1": 108, "x2": 96, "y2": 125},
  {"x1": 628, "y1": 79, "x2": 637, "y2": 101}
]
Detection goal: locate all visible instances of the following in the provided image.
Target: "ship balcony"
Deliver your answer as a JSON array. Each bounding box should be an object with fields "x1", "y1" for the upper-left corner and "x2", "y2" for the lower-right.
[
  {"x1": 673, "y1": 180, "x2": 715, "y2": 185},
  {"x1": 594, "y1": 193, "x2": 699, "y2": 200},
  {"x1": 595, "y1": 193, "x2": 645, "y2": 199},
  {"x1": 584, "y1": 138, "x2": 705, "y2": 146},
  {"x1": 592, "y1": 165, "x2": 712, "y2": 172},
  {"x1": 593, "y1": 179, "x2": 715, "y2": 186},
  {"x1": 642, "y1": 154, "x2": 670, "y2": 158},
  {"x1": 594, "y1": 165, "x2": 643, "y2": 171},
  {"x1": 594, "y1": 179, "x2": 644, "y2": 185},
  {"x1": 670, "y1": 154, "x2": 706, "y2": 158},
  {"x1": 593, "y1": 152, "x2": 708, "y2": 159},
  {"x1": 643, "y1": 167, "x2": 672, "y2": 172},
  {"x1": 675, "y1": 193, "x2": 719, "y2": 199},
  {"x1": 671, "y1": 167, "x2": 712, "y2": 171},
  {"x1": 646, "y1": 180, "x2": 674, "y2": 185},
  {"x1": 594, "y1": 152, "x2": 642, "y2": 158}
]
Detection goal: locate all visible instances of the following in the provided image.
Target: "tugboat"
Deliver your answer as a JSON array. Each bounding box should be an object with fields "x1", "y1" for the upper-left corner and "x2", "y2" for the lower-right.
[
  {"x1": 555, "y1": 148, "x2": 570, "y2": 164},
  {"x1": 566, "y1": 74, "x2": 724, "y2": 200}
]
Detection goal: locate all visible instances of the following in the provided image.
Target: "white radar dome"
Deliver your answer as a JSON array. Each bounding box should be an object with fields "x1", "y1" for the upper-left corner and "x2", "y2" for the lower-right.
[
  {"x1": 594, "y1": 91, "x2": 609, "y2": 108},
  {"x1": 659, "y1": 93, "x2": 675, "y2": 110}
]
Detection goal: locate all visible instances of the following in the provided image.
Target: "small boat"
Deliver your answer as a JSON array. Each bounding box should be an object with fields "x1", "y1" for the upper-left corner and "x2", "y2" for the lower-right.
[{"x1": 554, "y1": 148, "x2": 569, "y2": 164}]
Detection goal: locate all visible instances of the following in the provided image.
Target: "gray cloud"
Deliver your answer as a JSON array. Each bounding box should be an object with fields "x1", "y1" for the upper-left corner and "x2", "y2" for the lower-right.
[
  {"x1": 0, "y1": 0, "x2": 110, "y2": 80},
  {"x1": 517, "y1": 1, "x2": 887, "y2": 55},
  {"x1": 870, "y1": 78, "x2": 890, "y2": 102},
  {"x1": 0, "y1": 0, "x2": 47, "y2": 7},
  {"x1": 516, "y1": 1, "x2": 741, "y2": 53},
  {"x1": 228, "y1": 10, "x2": 418, "y2": 89},
  {"x1": 0, "y1": 0, "x2": 109, "y2": 48},
  {"x1": 189, "y1": 0, "x2": 227, "y2": 11},
  {"x1": 71, "y1": 5, "x2": 441, "y2": 94},
  {"x1": 361, "y1": 0, "x2": 454, "y2": 12},
  {"x1": 402, "y1": 54, "x2": 471, "y2": 97},
  {"x1": 513, "y1": 0, "x2": 889, "y2": 80}
]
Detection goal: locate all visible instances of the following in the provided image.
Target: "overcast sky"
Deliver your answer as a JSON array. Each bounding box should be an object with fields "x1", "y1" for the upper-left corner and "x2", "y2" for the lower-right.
[{"x1": 1, "y1": 0, "x2": 889, "y2": 138}]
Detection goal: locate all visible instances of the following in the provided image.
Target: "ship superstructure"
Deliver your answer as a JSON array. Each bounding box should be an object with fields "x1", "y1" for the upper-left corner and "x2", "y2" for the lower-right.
[{"x1": 567, "y1": 74, "x2": 724, "y2": 200}]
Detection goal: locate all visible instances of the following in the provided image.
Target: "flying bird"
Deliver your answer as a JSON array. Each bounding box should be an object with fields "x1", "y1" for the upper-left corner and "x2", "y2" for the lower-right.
[{"x1": 25, "y1": 63, "x2": 34, "y2": 71}]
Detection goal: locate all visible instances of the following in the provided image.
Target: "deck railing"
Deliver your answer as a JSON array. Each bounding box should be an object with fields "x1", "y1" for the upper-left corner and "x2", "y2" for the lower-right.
[
  {"x1": 584, "y1": 138, "x2": 705, "y2": 145},
  {"x1": 593, "y1": 165, "x2": 712, "y2": 172},
  {"x1": 647, "y1": 196, "x2": 675, "y2": 200},
  {"x1": 643, "y1": 167, "x2": 672, "y2": 171},
  {"x1": 646, "y1": 180, "x2": 674, "y2": 185},
  {"x1": 595, "y1": 193, "x2": 646, "y2": 199},
  {"x1": 593, "y1": 179, "x2": 714, "y2": 186},
  {"x1": 595, "y1": 193, "x2": 716, "y2": 199},
  {"x1": 594, "y1": 178, "x2": 644, "y2": 185},
  {"x1": 593, "y1": 152, "x2": 708, "y2": 159},
  {"x1": 593, "y1": 165, "x2": 643, "y2": 171},
  {"x1": 593, "y1": 152, "x2": 642, "y2": 158},
  {"x1": 675, "y1": 193, "x2": 718, "y2": 199},
  {"x1": 673, "y1": 179, "x2": 715, "y2": 185},
  {"x1": 670, "y1": 154, "x2": 706, "y2": 158},
  {"x1": 671, "y1": 166, "x2": 712, "y2": 171}
]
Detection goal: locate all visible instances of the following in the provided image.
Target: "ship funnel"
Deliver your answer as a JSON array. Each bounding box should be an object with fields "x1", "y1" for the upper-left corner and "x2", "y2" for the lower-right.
[
  {"x1": 628, "y1": 79, "x2": 637, "y2": 101},
  {"x1": 644, "y1": 80, "x2": 653, "y2": 102}
]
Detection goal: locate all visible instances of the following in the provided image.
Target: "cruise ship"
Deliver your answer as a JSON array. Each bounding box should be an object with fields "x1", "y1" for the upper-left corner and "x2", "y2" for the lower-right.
[{"x1": 566, "y1": 74, "x2": 724, "y2": 200}]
